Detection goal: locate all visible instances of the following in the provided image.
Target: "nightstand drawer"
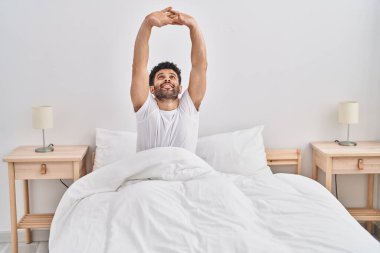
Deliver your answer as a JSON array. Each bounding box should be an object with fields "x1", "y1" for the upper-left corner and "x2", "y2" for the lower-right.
[
  {"x1": 14, "y1": 162, "x2": 74, "y2": 180},
  {"x1": 333, "y1": 157, "x2": 380, "y2": 174}
]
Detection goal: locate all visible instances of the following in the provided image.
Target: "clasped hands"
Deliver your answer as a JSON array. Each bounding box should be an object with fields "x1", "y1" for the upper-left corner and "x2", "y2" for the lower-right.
[{"x1": 146, "y1": 7, "x2": 196, "y2": 28}]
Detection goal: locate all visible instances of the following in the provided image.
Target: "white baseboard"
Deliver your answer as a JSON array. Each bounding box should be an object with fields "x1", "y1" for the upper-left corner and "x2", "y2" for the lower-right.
[{"x1": 0, "y1": 230, "x2": 49, "y2": 243}]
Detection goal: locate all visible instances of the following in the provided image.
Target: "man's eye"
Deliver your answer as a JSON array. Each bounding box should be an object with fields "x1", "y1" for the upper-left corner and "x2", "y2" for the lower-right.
[
  {"x1": 170, "y1": 76, "x2": 175, "y2": 79},
  {"x1": 158, "y1": 76, "x2": 164, "y2": 79}
]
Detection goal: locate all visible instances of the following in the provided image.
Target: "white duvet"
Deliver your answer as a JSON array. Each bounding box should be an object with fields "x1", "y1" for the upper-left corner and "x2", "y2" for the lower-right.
[{"x1": 49, "y1": 147, "x2": 380, "y2": 253}]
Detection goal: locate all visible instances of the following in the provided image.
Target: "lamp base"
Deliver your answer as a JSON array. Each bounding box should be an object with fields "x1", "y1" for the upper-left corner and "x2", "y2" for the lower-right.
[
  {"x1": 337, "y1": 141, "x2": 357, "y2": 146},
  {"x1": 35, "y1": 146, "x2": 54, "y2": 153}
]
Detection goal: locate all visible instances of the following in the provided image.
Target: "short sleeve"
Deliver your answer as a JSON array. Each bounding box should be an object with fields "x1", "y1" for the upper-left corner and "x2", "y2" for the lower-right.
[
  {"x1": 135, "y1": 94, "x2": 157, "y2": 122},
  {"x1": 179, "y1": 89, "x2": 199, "y2": 115}
]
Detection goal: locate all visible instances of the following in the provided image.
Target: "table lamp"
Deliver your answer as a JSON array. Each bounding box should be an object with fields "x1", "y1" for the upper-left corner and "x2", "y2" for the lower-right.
[
  {"x1": 337, "y1": 101, "x2": 359, "y2": 146},
  {"x1": 32, "y1": 106, "x2": 54, "y2": 152}
]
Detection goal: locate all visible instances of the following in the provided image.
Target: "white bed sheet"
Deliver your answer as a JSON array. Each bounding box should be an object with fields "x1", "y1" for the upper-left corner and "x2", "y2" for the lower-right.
[{"x1": 49, "y1": 147, "x2": 380, "y2": 253}]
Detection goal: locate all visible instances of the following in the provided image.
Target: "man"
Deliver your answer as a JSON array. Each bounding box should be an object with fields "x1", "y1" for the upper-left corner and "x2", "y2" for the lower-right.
[{"x1": 130, "y1": 7, "x2": 207, "y2": 152}]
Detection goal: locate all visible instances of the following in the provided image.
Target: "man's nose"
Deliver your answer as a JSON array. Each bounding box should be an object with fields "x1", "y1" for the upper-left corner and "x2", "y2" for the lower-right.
[{"x1": 164, "y1": 78, "x2": 171, "y2": 83}]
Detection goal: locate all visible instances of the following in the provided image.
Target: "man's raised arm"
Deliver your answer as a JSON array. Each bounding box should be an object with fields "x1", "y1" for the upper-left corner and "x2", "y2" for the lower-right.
[
  {"x1": 171, "y1": 10, "x2": 207, "y2": 111},
  {"x1": 130, "y1": 7, "x2": 175, "y2": 112}
]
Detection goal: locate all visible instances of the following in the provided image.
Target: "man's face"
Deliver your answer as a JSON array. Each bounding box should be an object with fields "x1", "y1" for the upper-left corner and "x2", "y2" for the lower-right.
[{"x1": 150, "y1": 69, "x2": 182, "y2": 100}]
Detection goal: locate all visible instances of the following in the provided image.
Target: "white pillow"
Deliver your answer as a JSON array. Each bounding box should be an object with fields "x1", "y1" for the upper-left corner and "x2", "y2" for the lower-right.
[
  {"x1": 93, "y1": 128, "x2": 137, "y2": 170},
  {"x1": 195, "y1": 125, "x2": 268, "y2": 176}
]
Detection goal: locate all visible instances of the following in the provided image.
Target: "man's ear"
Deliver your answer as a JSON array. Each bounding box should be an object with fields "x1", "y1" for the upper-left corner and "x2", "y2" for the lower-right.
[
  {"x1": 179, "y1": 85, "x2": 182, "y2": 94},
  {"x1": 150, "y1": 86, "x2": 154, "y2": 93}
]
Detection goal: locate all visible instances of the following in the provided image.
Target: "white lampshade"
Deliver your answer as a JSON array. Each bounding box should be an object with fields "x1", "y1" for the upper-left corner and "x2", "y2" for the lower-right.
[
  {"x1": 32, "y1": 106, "x2": 53, "y2": 129},
  {"x1": 338, "y1": 101, "x2": 359, "y2": 124}
]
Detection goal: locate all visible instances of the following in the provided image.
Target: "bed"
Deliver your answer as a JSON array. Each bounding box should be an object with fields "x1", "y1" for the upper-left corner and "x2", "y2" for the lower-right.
[{"x1": 48, "y1": 127, "x2": 380, "y2": 253}]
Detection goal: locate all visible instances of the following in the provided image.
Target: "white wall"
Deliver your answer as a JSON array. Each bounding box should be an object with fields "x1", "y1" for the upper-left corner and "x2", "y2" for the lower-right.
[{"x1": 1, "y1": 0, "x2": 379, "y2": 233}]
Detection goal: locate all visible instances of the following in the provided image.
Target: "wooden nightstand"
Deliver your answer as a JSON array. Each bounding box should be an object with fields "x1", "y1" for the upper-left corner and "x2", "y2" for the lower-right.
[
  {"x1": 311, "y1": 141, "x2": 380, "y2": 232},
  {"x1": 266, "y1": 149, "x2": 302, "y2": 175},
  {"x1": 3, "y1": 145, "x2": 88, "y2": 253}
]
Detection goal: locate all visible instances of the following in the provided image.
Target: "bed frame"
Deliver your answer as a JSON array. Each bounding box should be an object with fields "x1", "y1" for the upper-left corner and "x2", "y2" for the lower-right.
[{"x1": 91, "y1": 149, "x2": 302, "y2": 175}]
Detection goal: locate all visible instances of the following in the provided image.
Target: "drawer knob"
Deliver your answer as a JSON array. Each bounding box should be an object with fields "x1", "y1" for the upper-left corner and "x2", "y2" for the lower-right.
[
  {"x1": 357, "y1": 159, "x2": 364, "y2": 170},
  {"x1": 40, "y1": 164, "x2": 47, "y2": 175}
]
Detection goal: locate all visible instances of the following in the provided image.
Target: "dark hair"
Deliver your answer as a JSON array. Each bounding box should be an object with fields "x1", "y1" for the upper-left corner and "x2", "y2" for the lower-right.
[{"x1": 149, "y1": 61, "x2": 181, "y2": 86}]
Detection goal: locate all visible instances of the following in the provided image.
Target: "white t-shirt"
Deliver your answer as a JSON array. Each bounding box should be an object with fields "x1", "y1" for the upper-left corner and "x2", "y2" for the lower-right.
[{"x1": 136, "y1": 89, "x2": 199, "y2": 153}]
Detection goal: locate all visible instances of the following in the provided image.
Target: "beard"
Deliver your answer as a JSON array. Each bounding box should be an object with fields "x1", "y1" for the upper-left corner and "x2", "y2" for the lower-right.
[{"x1": 153, "y1": 84, "x2": 180, "y2": 100}]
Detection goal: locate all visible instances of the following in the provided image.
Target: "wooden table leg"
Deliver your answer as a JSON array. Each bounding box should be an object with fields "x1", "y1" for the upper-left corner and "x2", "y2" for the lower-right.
[
  {"x1": 325, "y1": 158, "x2": 333, "y2": 192},
  {"x1": 312, "y1": 150, "x2": 318, "y2": 180},
  {"x1": 366, "y1": 174, "x2": 374, "y2": 232},
  {"x1": 8, "y1": 163, "x2": 18, "y2": 253},
  {"x1": 73, "y1": 161, "x2": 80, "y2": 181},
  {"x1": 83, "y1": 157, "x2": 87, "y2": 176},
  {"x1": 296, "y1": 149, "x2": 302, "y2": 175},
  {"x1": 23, "y1": 180, "x2": 32, "y2": 243}
]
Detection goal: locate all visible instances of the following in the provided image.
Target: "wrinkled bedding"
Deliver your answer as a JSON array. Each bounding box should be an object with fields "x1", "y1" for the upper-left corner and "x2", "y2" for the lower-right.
[{"x1": 49, "y1": 147, "x2": 380, "y2": 253}]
